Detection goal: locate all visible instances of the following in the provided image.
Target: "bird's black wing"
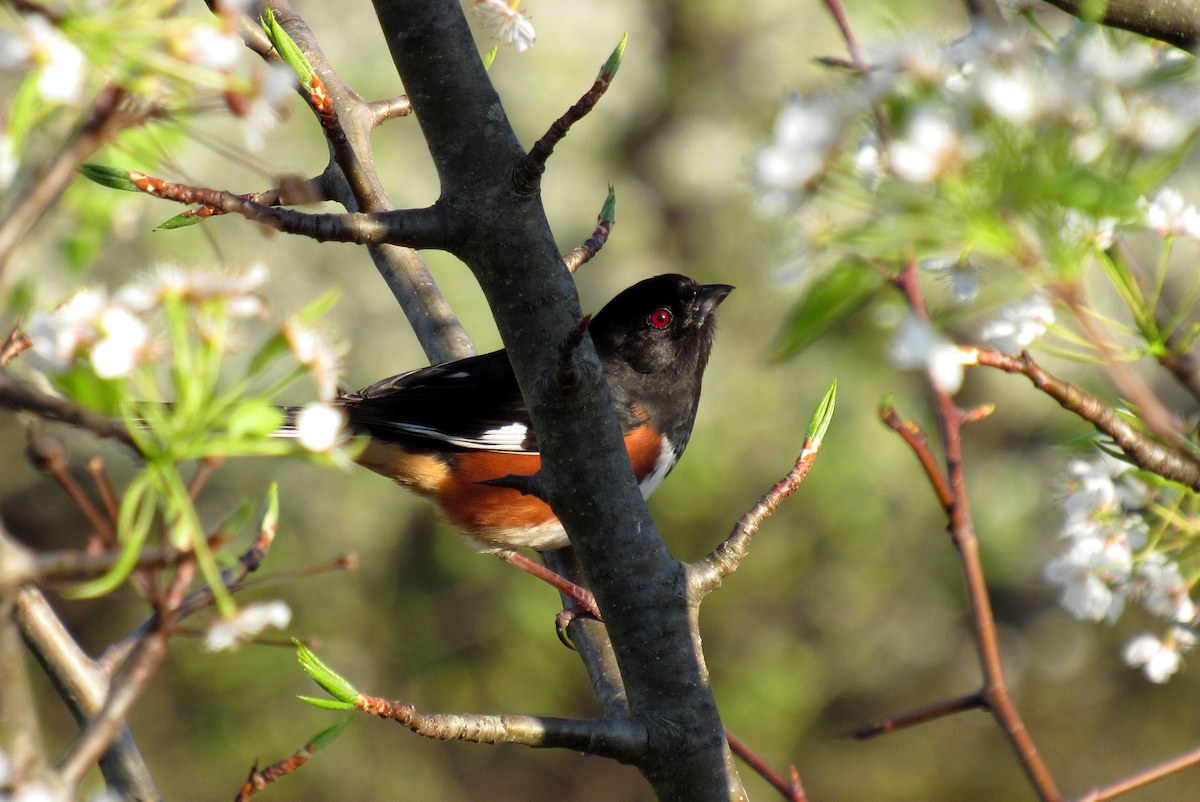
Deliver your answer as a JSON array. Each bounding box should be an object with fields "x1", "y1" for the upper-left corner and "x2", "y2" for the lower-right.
[{"x1": 338, "y1": 349, "x2": 538, "y2": 453}]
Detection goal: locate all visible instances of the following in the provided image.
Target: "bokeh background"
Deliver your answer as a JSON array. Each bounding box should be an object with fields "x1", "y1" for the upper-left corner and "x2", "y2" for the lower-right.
[{"x1": 3, "y1": 0, "x2": 1200, "y2": 799}]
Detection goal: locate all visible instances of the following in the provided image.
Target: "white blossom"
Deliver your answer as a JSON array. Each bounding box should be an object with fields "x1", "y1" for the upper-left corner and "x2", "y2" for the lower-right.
[
  {"x1": 0, "y1": 133, "x2": 18, "y2": 190},
  {"x1": 920, "y1": 257, "x2": 980, "y2": 302},
  {"x1": 204, "y1": 600, "x2": 292, "y2": 652},
  {"x1": 978, "y1": 67, "x2": 1049, "y2": 125},
  {"x1": 473, "y1": 0, "x2": 536, "y2": 52},
  {"x1": 116, "y1": 262, "x2": 268, "y2": 316},
  {"x1": 1138, "y1": 554, "x2": 1196, "y2": 623},
  {"x1": 237, "y1": 64, "x2": 296, "y2": 152},
  {"x1": 12, "y1": 780, "x2": 67, "y2": 802},
  {"x1": 979, "y1": 293, "x2": 1054, "y2": 353},
  {"x1": 1123, "y1": 627, "x2": 1196, "y2": 683},
  {"x1": 24, "y1": 17, "x2": 86, "y2": 105},
  {"x1": 888, "y1": 315, "x2": 973, "y2": 394},
  {"x1": 283, "y1": 318, "x2": 344, "y2": 401},
  {"x1": 1076, "y1": 32, "x2": 1155, "y2": 85},
  {"x1": 181, "y1": 24, "x2": 242, "y2": 71},
  {"x1": 294, "y1": 402, "x2": 346, "y2": 453},
  {"x1": 755, "y1": 95, "x2": 848, "y2": 208},
  {"x1": 1045, "y1": 533, "x2": 1133, "y2": 622},
  {"x1": 1071, "y1": 129, "x2": 1109, "y2": 165},
  {"x1": 25, "y1": 287, "x2": 109, "y2": 371},
  {"x1": 90, "y1": 306, "x2": 149, "y2": 379},
  {"x1": 1142, "y1": 188, "x2": 1200, "y2": 239},
  {"x1": 887, "y1": 112, "x2": 965, "y2": 184}
]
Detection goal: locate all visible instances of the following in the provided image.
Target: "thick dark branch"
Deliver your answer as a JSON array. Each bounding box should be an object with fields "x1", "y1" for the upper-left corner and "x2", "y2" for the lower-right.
[
  {"x1": 689, "y1": 438, "x2": 821, "y2": 600},
  {"x1": 358, "y1": 692, "x2": 648, "y2": 760},
  {"x1": 1042, "y1": 0, "x2": 1200, "y2": 50},
  {"x1": 846, "y1": 692, "x2": 985, "y2": 740},
  {"x1": 0, "y1": 370, "x2": 139, "y2": 452},
  {"x1": 970, "y1": 348, "x2": 1200, "y2": 490}
]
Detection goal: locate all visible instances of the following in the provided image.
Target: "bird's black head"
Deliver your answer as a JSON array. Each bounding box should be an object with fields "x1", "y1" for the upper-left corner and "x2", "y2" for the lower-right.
[
  {"x1": 589, "y1": 274, "x2": 734, "y2": 375},
  {"x1": 589, "y1": 274, "x2": 733, "y2": 444}
]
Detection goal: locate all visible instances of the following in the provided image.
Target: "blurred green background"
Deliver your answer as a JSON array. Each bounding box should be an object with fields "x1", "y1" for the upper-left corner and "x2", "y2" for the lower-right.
[{"x1": 4, "y1": 0, "x2": 1200, "y2": 800}]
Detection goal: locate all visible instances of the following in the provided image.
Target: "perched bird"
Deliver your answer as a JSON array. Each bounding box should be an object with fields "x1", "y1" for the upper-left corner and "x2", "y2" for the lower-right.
[{"x1": 331, "y1": 273, "x2": 733, "y2": 552}]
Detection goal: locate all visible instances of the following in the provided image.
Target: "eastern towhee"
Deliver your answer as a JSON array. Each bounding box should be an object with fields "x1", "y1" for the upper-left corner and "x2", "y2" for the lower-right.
[{"x1": 328, "y1": 274, "x2": 733, "y2": 553}]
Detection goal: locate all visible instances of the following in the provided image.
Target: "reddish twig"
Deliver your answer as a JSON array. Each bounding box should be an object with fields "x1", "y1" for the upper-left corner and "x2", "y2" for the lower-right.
[
  {"x1": 86, "y1": 457, "x2": 120, "y2": 528},
  {"x1": 968, "y1": 348, "x2": 1200, "y2": 490},
  {"x1": 187, "y1": 456, "x2": 224, "y2": 501},
  {"x1": 563, "y1": 192, "x2": 615, "y2": 273},
  {"x1": 845, "y1": 692, "x2": 984, "y2": 740},
  {"x1": 725, "y1": 730, "x2": 806, "y2": 802},
  {"x1": 1073, "y1": 742, "x2": 1200, "y2": 802},
  {"x1": 236, "y1": 745, "x2": 314, "y2": 802},
  {"x1": 879, "y1": 403, "x2": 953, "y2": 510},
  {"x1": 816, "y1": 0, "x2": 890, "y2": 139},
  {"x1": 495, "y1": 550, "x2": 601, "y2": 622},
  {"x1": 891, "y1": 261, "x2": 1062, "y2": 802},
  {"x1": 690, "y1": 434, "x2": 824, "y2": 599},
  {"x1": 26, "y1": 430, "x2": 115, "y2": 550}
]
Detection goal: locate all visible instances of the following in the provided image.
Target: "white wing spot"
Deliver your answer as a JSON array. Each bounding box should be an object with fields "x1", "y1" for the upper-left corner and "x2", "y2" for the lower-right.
[{"x1": 479, "y1": 422, "x2": 528, "y2": 448}]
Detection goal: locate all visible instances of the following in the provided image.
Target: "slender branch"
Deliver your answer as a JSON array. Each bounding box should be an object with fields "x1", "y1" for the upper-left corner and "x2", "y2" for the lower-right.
[
  {"x1": 26, "y1": 431, "x2": 115, "y2": 547},
  {"x1": 845, "y1": 692, "x2": 985, "y2": 740},
  {"x1": 878, "y1": 402, "x2": 954, "y2": 510},
  {"x1": 689, "y1": 437, "x2": 822, "y2": 601},
  {"x1": 563, "y1": 189, "x2": 615, "y2": 273},
  {"x1": 817, "y1": 0, "x2": 890, "y2": 140},
  {"x1": 725, "y1": 730, "x2": 805, "y2": 802},
  {"x1": 0, "y1": 528, "x2": 45, "y2": 785},
  {"x1": 968, "y1": 348, "x2": 1200, "y2": 491},
  {"x1": 894, "y1": 261, "x2": 1062, "y2": 802},
  {"x1": 236, "y1": 744, "x2": 314, "y2": 802},
  {"x1": 13, "y1": 587, "x2": 159, "y2": 801},
  {"x1": 86, "y1": 457, "x2": 120, "y2": 528},
  {"x1": 56, "y1": 627, "x2": 169, "y2": 792},
  {"x1": 513, "y1": 38, "x2": 625, "y2": 193},
  {"x1": 0, "y1": 370, "x2": 140, "y2": 452},
  {"x1": 368, "y1": 95, "x2": 413, "y2": 126},
  {"x1": 357, "y1": 691, "x2": 648, "y2": 760},
  {"x1": 1073, "y1": 742, "x2": 1200, "y2": 802},
  {"x1": 0, "y1": 85, "x2": 148, "y2": 276}
]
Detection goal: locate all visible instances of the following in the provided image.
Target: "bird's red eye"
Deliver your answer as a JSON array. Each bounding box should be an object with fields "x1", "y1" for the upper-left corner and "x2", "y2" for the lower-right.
[{"x1": 650, "y1": 309, "x2": 672, "y2": 328}]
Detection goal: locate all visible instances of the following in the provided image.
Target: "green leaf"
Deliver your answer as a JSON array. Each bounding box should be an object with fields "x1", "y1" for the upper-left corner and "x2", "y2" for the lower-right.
[
  {"x1": 599, "y1": 32, "x2": 628, "y2": 82},
  {"x1": 307, "y1": 717, "x2": 353, "y2": 751},
  {"x1": 259, "y1": 482, "x2": 280, "y2": 538},
  {"x1": 49, "y1": 368, "x2": 124, "y2": 417},
  {"x1": 295, "y1": 640, "x2": 359, "y2": 704},
  {"x1": 600, "y1": 184, "x2": 616, "y2": 224},
  {"x1": 296, "y1": 287, "x2": 341, "y2": 324},
  {"x1": 481, "y1": 47, "x2": 498, "y2": 70},
  {"x1": 154, "y1": 211, "x2": 203, "y2": 231},
  {"x1": 247, "y1": 331, "x2": 291, "y2": 377},
  {"x1": 805, "y1": 381, "x2": 837, "y2": 448},
  {"x1": 226, "y1": 399, "x2": 284, "y2": 440},
  {"x1": 78, "y1": 164, "x2": 141, "y2": 192},
  {"x1": 773, "y1": 262, "x2": 886, "y2": 361},
  {"x1": 63, "y1": 470, "x2": 157, "y2": 599},
  {"x1": 260, "y1": 8, "x2": 316, "y2": 90},
  {"x1": 298, "y1": 696, "x2": 357, "y2": 710}
]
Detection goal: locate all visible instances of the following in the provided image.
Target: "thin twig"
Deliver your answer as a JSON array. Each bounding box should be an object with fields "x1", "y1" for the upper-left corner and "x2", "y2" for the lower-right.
[
  {"x1": 689, "y1": 436, "x2": 823, "y2": 600},
  {"x1": 87, "y1": 457, "x2": 121, "y2": 527},
  {"x1": 563, "y1": 190, "x2": 615, "y2": 273},
  {"x1": 893, "y1": 261, "x2": 1062, "y2": 802},
  {"x1": 968, "y1": 348, "x2": 1200, "y2": 491},
  {"x1": 357, "y1": 691, "x2": 647, "y2": 759},
  {"x1": 845, "y1": 692, "x2": 985, "y2": 740},
  {"x1": 725, "y1": 730, "x2": 805, "y2": 802},
  {"x1": 367, "y1": 95, "x2": 413, "y2": 127},
  {"x1": 13, "y1": 587, "x2": 159, "y2": 801},
  {"x1": 1073, "y1": 742, "x2": 1200, "y2": 802},
  {"x1": 236, "y1": 745, "x2": 313, "y2": 802},
  {"x1": 817, "y1": 0, "x2": 890, "y2": 140},
  {"x1": 0, "y1": 370, "x2": 140, "y2": 452},
  {"x1": 878, "y1": 403, "x2": 953, "y2": 510}
]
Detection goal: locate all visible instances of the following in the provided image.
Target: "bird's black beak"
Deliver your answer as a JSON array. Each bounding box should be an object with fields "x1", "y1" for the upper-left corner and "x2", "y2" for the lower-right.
[{"x1": 692, "y1": 283, "x2": 735, "y2": 327}]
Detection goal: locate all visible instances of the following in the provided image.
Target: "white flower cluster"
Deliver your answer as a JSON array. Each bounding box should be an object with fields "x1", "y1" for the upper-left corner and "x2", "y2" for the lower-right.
[
  {"x1": 888, "y1": 315, "x2": 975, "y2": 394},
  {"x1": 979, "y1": 293, "x2": 1055, "y2": 353},
  {"x1": 282, "y1": 318, "x2": 349, "y2": 457},
  {"x1": 0, "y1": 16, "x2": 86, "y2": 106},
  {"x1": 755, "y1": 94, "x2": 860, "y2": 212},
  {"x1": 23, "y1": 263, "x2": 268, "y2": 380},
  {"x1": 1141, "y1": 187, "x2": 1200, "y2": 240},
  {"x1": 1045, "y1": 453, "x2": 1198, "y2": 682}
]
